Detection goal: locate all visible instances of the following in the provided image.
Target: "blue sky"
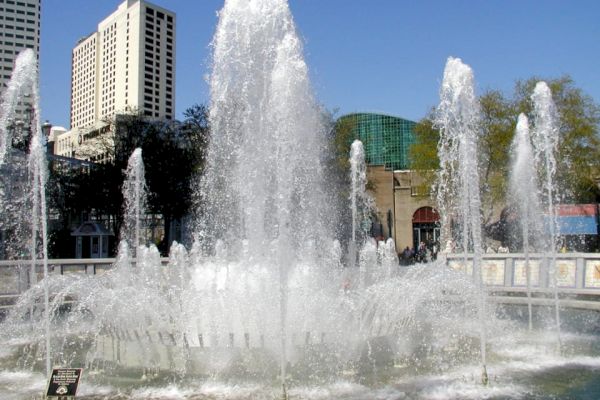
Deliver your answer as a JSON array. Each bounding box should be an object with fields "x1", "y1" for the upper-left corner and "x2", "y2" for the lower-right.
[{"x1": 40, "y1": 0, "x2": 600, "y2": 128}]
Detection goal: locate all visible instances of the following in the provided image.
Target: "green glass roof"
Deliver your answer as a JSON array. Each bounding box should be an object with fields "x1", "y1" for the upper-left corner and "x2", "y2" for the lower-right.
[{"x1": 339, "y1": 112, "x2": 416, "y2": 170}]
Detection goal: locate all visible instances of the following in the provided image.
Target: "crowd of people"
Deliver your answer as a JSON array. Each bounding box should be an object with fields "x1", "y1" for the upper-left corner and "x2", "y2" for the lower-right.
[{"x1": 398, "y1": 241, "x2": 439, "y2": 265}]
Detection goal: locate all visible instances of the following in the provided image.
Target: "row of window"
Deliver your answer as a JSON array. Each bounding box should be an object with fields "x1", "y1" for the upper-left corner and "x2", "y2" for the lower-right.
[
  {"x1": 72, "y1": 72, "x2": 95, "y2": 87},
  {"x1": 0, "y1": 31, "x2": 35, "y2": 40},
  {"x1": 144, "y1": 27, "x2": 174, "y2": 38},
  {"x1": 0, "y1": 0, "x2": 38, "y2": 8},
  {"x1": 72, "y1": 58, "x2": 95, "y2": 70},
  {"x1": 1, "y1": 25, "x2": 36, "y2": 33},
  {"x1": 0, "y1": 7, "x2": 36, "y2": 16},
  {"x1": 146, "y1": 7, "x2": 173, "y2": 23},
  {"x1": 73, "y1": 39, "x2": 95, "y2": 56},
  {"x1": 0, "y1": 40, "x2": 35, "y2": 49},
  {"x1": 71, "y1": 87, "x2": 95, "y2": 97},
  {"x1": 99, "y1": 24, "x2": 116, "y2": 114},
  {"x1": 72, "y1": 80, "x2": 94, "y2": 93},
  {"x1": 0, "y1": 18, "x2": 37, "y2": 28}
]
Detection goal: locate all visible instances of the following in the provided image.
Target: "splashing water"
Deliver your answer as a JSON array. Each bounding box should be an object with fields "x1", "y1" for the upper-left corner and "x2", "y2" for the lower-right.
[
  {"x1": 0, "y1": 19, "x2": 501, "y2": 397},
  {"x1": 1, "y1": 4, "x2": 600, "y2": 400},
  {"x1": 0, "y1": 49, "x2": 51, "y2": 377},
  {"x1": 195, "y1": 0, "x2": 337, "y2": 393},
  {"x1": 348, "y1": 140, "x2": 371, "y2": 269},
  {"x1": 434, "y1": 57, "x2": 488, "y2": 381},
  {"x1": 0, "y1": 50, "x2": 37, "y2": 167},
  {"x1": 509, "y1": 114, "x2": 543, "y2": 330},
  {"x1": 531, "y1": 81, "x2": 562, "y2": 349},
  {"x1": 196, "y1": 0, "x2": 332, "y2": 258},
  {"x1": 121, "y1": 148, "x2": 148, "y2": 255}
]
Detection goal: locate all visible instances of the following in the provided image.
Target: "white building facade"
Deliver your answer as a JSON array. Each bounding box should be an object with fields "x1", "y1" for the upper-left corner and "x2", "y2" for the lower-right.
[{"x1": 61, "y1": 0, "x2": 175, "y2": 159}]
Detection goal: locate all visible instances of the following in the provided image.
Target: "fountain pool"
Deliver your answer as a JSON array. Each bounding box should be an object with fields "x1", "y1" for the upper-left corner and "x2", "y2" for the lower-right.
[{"x1": 0, "y1": 0, "x2": 599, "y2": 399}]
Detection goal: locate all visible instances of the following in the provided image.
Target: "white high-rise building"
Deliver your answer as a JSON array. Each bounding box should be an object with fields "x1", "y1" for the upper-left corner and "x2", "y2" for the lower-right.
[
  {"x1": 0, "y1": 0, "x2": 41, "y2": 119},
  {"x1": 70, "y1": 0, "x2": 175, "y2": 130}
]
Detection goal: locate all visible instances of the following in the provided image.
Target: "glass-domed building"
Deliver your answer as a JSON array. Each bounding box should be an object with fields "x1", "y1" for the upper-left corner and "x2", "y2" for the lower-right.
[
  {"x1": 338, "y1": 112, "x2": 440, "y2": 258},
  {"x1": 338, "y1": 112, "x2": 416, "y2": 171}
]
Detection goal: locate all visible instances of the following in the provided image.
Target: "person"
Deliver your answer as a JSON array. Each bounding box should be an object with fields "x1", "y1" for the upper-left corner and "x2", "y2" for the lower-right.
[
  {"x1": 432, "y1": 241, "x2": 439, "y2": 260},
  {"x1": 560, "y1": 244, "x2": 567, "y2": 253},
  {"x1": 400, "y1": 246, "x2": 411, "y2": 265},
  {"x1": 417, "y1": 241, "x2": 427, "y2": 263}
]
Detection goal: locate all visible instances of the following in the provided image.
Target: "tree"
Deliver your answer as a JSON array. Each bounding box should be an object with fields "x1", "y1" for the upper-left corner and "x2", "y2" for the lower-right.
[
  {"x1": 477, "y1": 90, "x2": 516, "y2": 225},
  {"x1": 326, "y1": 111, "x2": 355, "y2": 242},
  {"x1": 47, "y1": 156, "x2": 123, "y2": 257},
  {"x1": 111, "y1": 107, "x2": 209, "y2": 253},
  {"x1": 407, "y1": 113, "x2": 439, "y2": 197},
  {"x1": 513, "y1": 76, "x2": 600, "y2": 202},
  {"x1": 46, "y1": 104, "x2": 210, "y2": 257},
  {"x1": 409, "y1": 76, "x2": 600, "y2": 227}
]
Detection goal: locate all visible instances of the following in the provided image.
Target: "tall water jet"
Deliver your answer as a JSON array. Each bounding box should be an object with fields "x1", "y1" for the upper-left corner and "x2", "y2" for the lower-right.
[
  {"x1": 531, "y1": 81, "x2": 562, "y2": 349},
  {"x1": 434, "y1": 57, "x2": 488, "y2": 383},
  {"x1": 0, "y1": 49, "x2": 51, "y2": 377},
  {"x1": 197, "y1": 0, "x2": 332, "y2": 254},
  {"x1": 27, "y1": 133, "x2": 50, "y2": 378},
  {"x1": 0, "y1": 50, "x2": 37, "y2": 259},
  {"x1": 349, "y1": 139, "x2": 370, "y2": 269},
  {"x1": 2, "y1": 3, "x2": 600, "y2": 397},
  {"x1": 197, "y1": 0, "x2": 333, "y2": 395},
  {"x1": 121, "y1": 148, "x2": 148, "y2": 256},
  {"x1": 509, "y1": 113, "x2": 543, "y2": 331},
  {"x1": 0, "y1": 50, "x2": 37, "y2": 168}
]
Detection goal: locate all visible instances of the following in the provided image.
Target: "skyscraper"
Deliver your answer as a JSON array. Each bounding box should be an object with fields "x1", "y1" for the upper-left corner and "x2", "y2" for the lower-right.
[
  {"x1": 70, "y1": 0, "x2": 175, "y2": 130},
  {"x1": 0, "y1": 0, "x2": 41, "y2": 119}
]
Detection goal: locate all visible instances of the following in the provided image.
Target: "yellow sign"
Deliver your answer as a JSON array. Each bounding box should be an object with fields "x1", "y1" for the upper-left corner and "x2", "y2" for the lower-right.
[
  {"x1": 555, "y1": 260, "x2": 576, "y2": 287},
  {"x1": 482, "y1": 260, "x2": 504, "y2": 285},
  {"x1": 585, "y1": 260, "x2": 600, "y2": 288},
  {"x1": 514, "y1": 260, "x2": 540, "y2": 287}
]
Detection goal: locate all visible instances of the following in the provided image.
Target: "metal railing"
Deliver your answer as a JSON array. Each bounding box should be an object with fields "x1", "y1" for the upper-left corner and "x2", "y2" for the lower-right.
[
  {"x1": 444, "y1": 252, "x2": 600, "y2": 310},
  {"x1": 0, "y1": 254, "x2": 599, "y2": 311},
  {"x1": 0, "y1": 258, "x2": 170, "y2": 311}
]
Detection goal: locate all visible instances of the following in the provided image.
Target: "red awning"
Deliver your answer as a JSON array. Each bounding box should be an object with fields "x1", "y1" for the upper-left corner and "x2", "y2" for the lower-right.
[
  {"x1": 412, "y1": 207, "x2": 440, "y2": 223},
  {"x1": 556, "y1": 204, "x2": 597, "y2": 217}
]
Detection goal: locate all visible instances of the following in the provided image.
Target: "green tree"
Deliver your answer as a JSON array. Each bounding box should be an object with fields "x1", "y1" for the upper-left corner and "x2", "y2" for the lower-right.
[
  {"x1": 407, "y1": 113, "x2": 439, "y2": 197},
  {"x1": 331, "y1": 115, "x2": 355, "y2": 173},
  {"x1": 477, "y1": 90, "x2": 516, "y2": 224},
  {"x1": 112, "y1": 107, "x2": 209, "y2": 253},
  {"x1": 513, "y1": 76, "x2": 600, "y2": 202},
  {"x1": 47, "y1": 104, "x2": 209, "y2": 257},
  {"x1": 330, "y1": 114, "x2": 378, "y2": 192},
  {"x1": 409, "y1": 76, "x2": 600, "y2": 224}
]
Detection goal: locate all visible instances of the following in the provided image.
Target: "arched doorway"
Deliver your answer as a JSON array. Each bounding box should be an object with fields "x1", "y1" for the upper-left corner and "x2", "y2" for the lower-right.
[{"x1": 412, "y1": 207, "x2": 440, "y2": 251}]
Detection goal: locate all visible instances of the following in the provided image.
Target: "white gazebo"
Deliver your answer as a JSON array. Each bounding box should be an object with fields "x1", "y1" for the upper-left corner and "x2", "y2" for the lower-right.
[{"x1": 71, "y1": 222, "x2": 112, "y2": 258}]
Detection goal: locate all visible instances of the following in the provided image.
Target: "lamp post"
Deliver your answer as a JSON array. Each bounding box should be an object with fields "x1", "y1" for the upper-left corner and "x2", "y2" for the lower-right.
[{"x1": 42, "y1": 120, "x2": 53, "y2": 155}]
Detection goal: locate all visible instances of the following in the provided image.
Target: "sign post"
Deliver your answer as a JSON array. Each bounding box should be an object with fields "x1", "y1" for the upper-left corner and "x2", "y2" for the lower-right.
[{"x1": 46, "y1": 368, "x2": 82, "y2": 399}]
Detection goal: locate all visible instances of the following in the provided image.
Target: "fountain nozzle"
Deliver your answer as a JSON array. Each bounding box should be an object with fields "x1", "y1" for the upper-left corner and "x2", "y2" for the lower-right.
[
  {"x1": 481, "y1": 365, "x2": 489, "y2": 386},
  {"x1": 281, "y1": 382, "x2": 288, "y2": 400}
]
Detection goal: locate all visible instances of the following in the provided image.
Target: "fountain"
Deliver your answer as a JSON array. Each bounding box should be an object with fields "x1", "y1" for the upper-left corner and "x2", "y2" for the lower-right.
[
  {"x1": 0, "y1": 1, "x2": 599, "y2": 399},
  {"x1": 434, "y1": 57, "x2": 488, "y2": 383},
  {"x1": 349, "y1": 139, "x2": 372, "y2": 275},
  {"x1": 509, "y1": 113, "x2": 543, "y2": 331},
  {"x1": 0, "y1": 49, "x2": 51, "y2": 379},
  {"x1": 121, "y1": 148, "x2": 148, "y2": 256},
  {"x1": 531, "y1": 82, "x2": 563, "y2": 349}
]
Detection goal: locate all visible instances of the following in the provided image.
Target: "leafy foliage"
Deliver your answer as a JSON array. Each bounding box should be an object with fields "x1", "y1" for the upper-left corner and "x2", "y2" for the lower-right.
[
  {"x1": 513, "y1": 76, "x2": 600, "y2": 202},
  {"x1": 47, "y1": 105, "x2": 209, "y2": 257},
  {"x1": 409, "y1": 76, "x2": 600, "y2": 222}
]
